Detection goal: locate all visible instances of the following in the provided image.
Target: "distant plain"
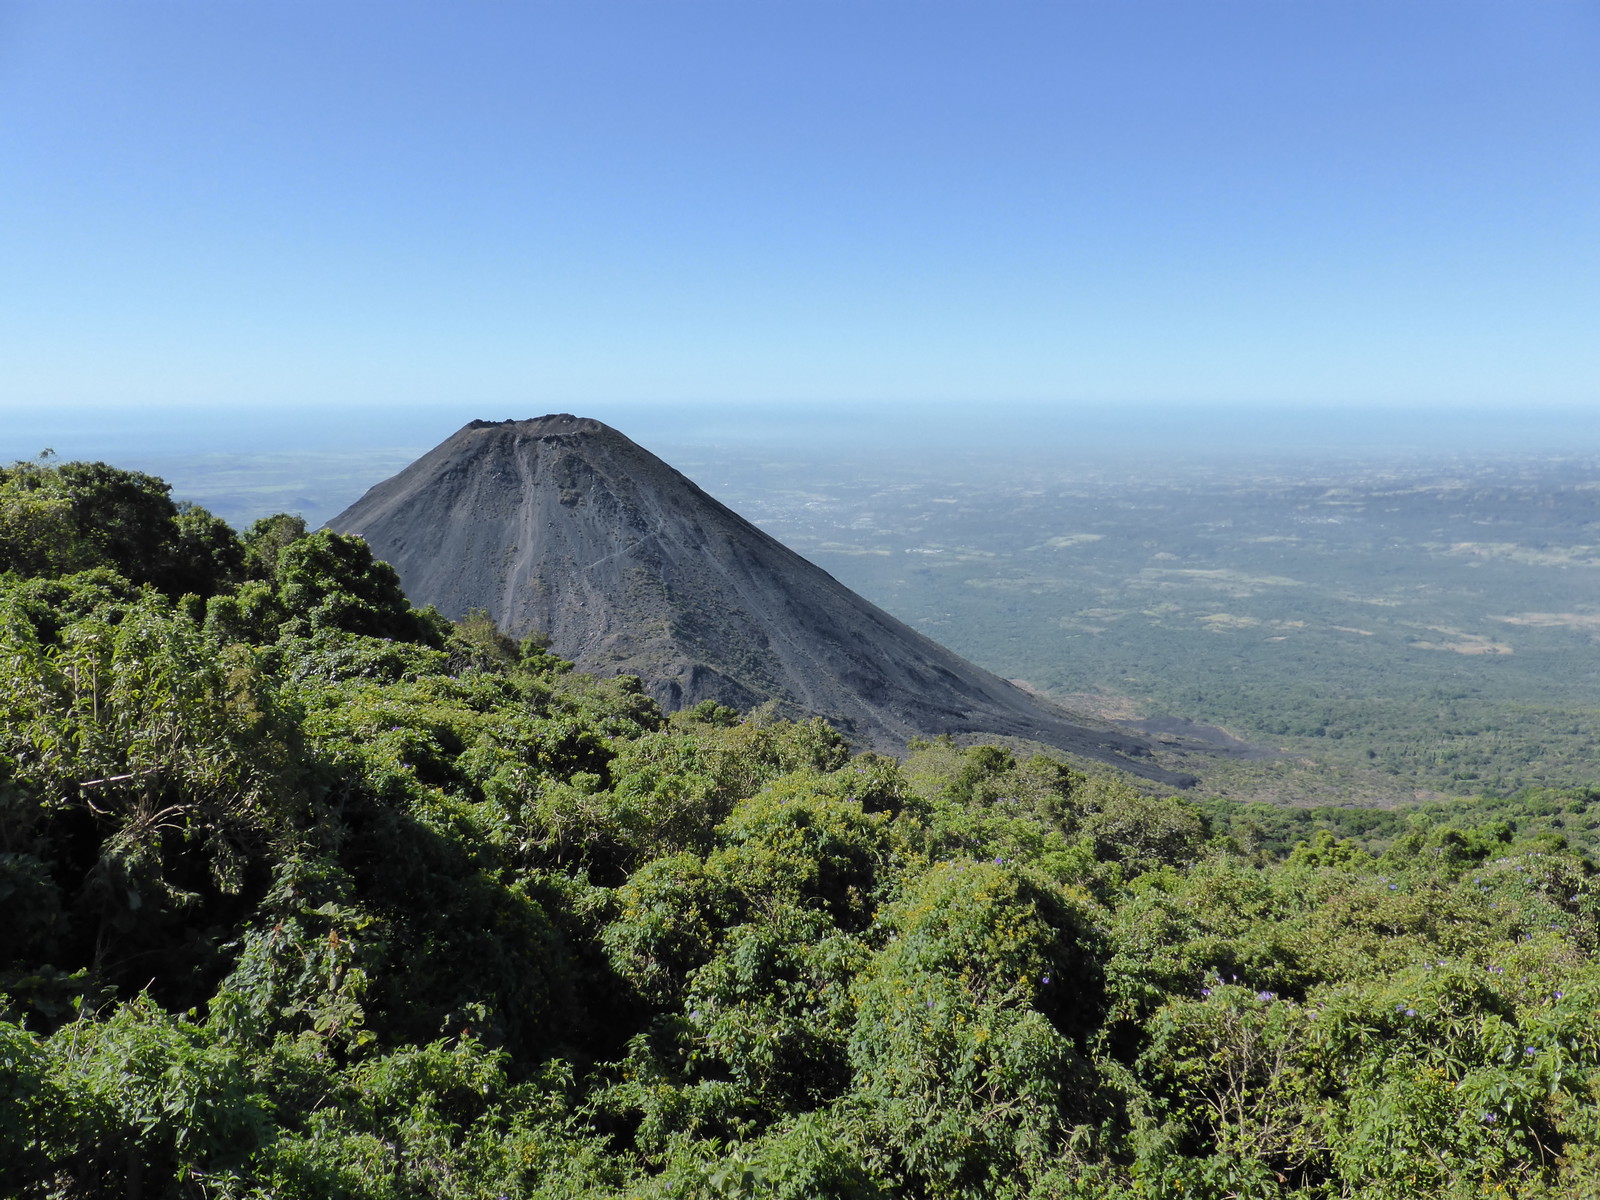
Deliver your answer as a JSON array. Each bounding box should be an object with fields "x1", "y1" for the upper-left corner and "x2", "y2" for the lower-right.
[{"x1": 693, "y1": 447, "x2": 1600, "y2": 806}]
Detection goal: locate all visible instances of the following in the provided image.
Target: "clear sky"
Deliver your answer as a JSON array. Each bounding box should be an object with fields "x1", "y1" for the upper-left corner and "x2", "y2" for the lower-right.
[{"x1": 2, "y1": 0, "x2": 1596, "y2": 416}]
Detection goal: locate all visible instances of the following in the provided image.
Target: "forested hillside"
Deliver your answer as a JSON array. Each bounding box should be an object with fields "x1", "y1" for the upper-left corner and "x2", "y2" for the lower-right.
[{"x1": 5, "y1": 456, "x2": 1600, "y2": 1199}]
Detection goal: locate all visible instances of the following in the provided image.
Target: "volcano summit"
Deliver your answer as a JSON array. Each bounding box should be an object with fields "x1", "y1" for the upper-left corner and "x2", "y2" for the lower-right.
[{"x1": 327, "y1": 415, "x2": 1187, "y2": 783}]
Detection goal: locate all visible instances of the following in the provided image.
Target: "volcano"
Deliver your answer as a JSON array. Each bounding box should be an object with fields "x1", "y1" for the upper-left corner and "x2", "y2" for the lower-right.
[{"x1": 326, "y1": 415, "x2": 1189, "y2": 783}]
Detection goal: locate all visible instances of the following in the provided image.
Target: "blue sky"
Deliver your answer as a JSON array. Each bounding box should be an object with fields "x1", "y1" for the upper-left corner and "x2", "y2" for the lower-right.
[{"x1": 2, "y1": 0, "x2": 1596, "y2": 417}]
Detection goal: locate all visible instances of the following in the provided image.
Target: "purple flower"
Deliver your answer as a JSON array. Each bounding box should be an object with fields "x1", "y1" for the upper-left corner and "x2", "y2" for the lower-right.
[
  {"x1": 1200, "y1": 988, "x2": 1211, "y2": 997},
  {"x1": 1041, "y1": 974, "x2": 1051, "y2": 985},
  {"x1": 1405, "y1": 1009, "x2": 1416, "y2": 1017},
  {"x1": 1525, "y1": 1047, "x2": 1537, "y2": 1056},
  {"x1": 1258, "y1": 991, "x2": 1276, "y2": 1002}
]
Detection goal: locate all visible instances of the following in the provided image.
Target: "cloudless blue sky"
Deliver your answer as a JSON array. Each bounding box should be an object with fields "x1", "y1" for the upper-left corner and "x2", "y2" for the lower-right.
[{"x1": 2, "y1": 0, "x2": 1597, "y2": 419}]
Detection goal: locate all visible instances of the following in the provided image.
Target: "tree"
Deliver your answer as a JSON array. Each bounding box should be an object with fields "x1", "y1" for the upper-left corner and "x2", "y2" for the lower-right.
[
  {"x1": 55, "y1": 461, "x2": 183, "y2": 588},
  {"x1": 276, "y1": 530, "x2": 437, "y2": 644},
  {"x1": 241, "y1": 512, "x2": 308, "y2": 584},
  {"x1": 0, "y1": 457, "x2": 96, "y2": 578},
  {"x1": 0, "y1": 458, "x2": 246, "y2": 597}
]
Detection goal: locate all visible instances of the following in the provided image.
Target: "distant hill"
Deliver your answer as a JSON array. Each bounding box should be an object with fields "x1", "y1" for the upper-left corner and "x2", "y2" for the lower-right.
[{"x1": 326, "y1": 414, "x2": 1192, "y2": 783}]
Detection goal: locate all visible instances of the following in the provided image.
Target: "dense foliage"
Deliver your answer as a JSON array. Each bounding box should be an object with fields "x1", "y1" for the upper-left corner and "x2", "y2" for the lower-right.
[{"x1": 5, "y1": 457, "x2": 1600, "y2": 1198}]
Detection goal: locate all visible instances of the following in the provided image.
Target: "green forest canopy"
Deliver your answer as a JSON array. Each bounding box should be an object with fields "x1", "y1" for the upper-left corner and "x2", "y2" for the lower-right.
[{"x1": 4, "y1": 456, "x2": 1600, "y2": 1199}]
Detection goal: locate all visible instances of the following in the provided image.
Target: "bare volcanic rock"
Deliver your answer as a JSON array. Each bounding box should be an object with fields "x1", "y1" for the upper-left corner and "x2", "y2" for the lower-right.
[{"x1": 327, "y1": 415, "x2": 1189, "y2": 783}]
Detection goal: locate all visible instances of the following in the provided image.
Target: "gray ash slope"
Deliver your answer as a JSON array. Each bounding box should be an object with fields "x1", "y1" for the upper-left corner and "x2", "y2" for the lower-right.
[{"x1": 327, "y1": 415, "x2": 1191, "y2": 784}]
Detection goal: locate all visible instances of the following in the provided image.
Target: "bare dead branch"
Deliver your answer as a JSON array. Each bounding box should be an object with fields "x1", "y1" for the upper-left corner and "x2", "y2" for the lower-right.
[{"x1": 76, "y1": 767, "x2": 162, "y2": 789}]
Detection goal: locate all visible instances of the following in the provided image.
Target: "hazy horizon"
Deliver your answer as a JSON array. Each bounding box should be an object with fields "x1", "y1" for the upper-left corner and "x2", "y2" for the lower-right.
[
  {"x1": 6, "y1": 400, "x2": 1600, "y2": 533},
  {"x1": 10, "y1": 399, "x2": 1600, "y2": 459}
]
